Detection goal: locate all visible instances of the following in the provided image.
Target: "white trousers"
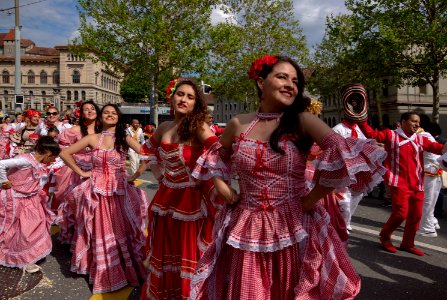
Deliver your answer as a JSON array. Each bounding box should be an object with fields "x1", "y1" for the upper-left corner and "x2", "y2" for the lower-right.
[
  {"x1": 128, "y1": 151, "x2": 140, "y2": 175},
  {"x1": 338, "y1": 189, "x2": 364, "y2": 229},
  {"x1": 419, "y1": 175, "x2": 442, "y2": 233}
]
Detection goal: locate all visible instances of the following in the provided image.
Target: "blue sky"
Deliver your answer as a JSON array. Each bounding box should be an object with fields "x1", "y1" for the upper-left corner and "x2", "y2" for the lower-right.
[{"x1": 0, "y1": 0, "x2": 347, "y2": 50}]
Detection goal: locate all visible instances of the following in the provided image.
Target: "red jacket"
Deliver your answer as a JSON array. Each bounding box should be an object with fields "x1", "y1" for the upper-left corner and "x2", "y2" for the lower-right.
[{"x1": 359, "y1": 122, "x2": 443, "y2": 191}]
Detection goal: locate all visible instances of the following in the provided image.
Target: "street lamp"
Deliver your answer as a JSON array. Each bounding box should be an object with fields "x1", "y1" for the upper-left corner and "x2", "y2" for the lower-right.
[{"x1": 201, "y1": 81, "x2": 212, "y2": 95}]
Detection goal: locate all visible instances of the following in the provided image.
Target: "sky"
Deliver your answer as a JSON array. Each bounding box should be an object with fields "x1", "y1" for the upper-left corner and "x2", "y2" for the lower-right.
[{"x1": 0, "y1": 0, "x2": 348, "y2": 52}]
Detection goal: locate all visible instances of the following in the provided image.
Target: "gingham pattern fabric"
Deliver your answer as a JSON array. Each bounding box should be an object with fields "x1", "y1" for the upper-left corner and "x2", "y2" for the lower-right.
[
  {"x1": 190, "y1": 116, "x2": 387, "y2": 299},
  {"x1": 66, "y1": 133, "x2": 148, "y2": 294},
  {"x1": 0, "y1": 154, "x2": 54, "y2": 268}
]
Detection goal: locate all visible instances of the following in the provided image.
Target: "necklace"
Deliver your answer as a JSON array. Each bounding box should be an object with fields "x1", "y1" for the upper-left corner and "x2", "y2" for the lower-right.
[
  {"x1": 256, "y1": 110, "x2": 283, "y2": 121},
  {"x1": 102, "y1": 131, "x2": 116, "y2": 136}
]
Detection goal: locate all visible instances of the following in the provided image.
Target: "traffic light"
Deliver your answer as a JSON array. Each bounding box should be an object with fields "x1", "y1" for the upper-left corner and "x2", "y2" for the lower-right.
[
  {"x1": 15, "y1": 95, "x2": 24, "y2": 104},
  {"x1": 14, "y1": 95, "x2": 24, "y2": 112}
]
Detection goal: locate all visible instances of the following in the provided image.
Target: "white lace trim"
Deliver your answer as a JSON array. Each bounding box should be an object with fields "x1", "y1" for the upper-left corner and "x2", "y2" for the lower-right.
[
  {"x1": 160, "y1": 179, "x2": 198, "y2": 189},
  {"x1": 151, "y1": 204, "x2": 205, "y2": 221},
  {"x1": 226, "y1": 227, "x2": 308, "y2": 253}
]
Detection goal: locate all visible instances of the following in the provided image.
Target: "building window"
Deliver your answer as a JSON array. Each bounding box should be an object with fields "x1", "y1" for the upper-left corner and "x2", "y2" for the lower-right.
[
  {"x1": 2, "y1": 71, "x2": 9, "y2": 84},
  {"x1": 81, "y1": 91, "x2": 86, "y2": 101},
  {"x1": 67, "y1": 91, "x2": 72, "y2": 101},
  {"x1": 74, "y1": 91, "x2": 79, "y2": 101},
  {"x1": 28, "y1": 70, "x2": 35, "y2": 84},
  {"x1": 53, "y1": 71, "x2": 60, "y2": 84},
  {"x1": 40, "y1": 71, "x2": 47, "y2": 84},
  {"x1": 72, "y1": 70, "x2": 81, "y2": 84}
]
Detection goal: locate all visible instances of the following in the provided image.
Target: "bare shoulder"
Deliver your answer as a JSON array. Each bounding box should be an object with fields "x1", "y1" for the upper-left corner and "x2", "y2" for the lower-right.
[
  {"x1": 155, "y1": 121, "x2": 172, "y2": 134},
  {"x1": 229, "y1": 112, "x2": 256, "y2": 127}
]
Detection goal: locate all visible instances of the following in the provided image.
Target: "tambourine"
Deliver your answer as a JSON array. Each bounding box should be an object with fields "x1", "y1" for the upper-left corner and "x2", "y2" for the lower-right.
[{"x1": 340, "y1": 83, "x2": 368, "y2": 122}]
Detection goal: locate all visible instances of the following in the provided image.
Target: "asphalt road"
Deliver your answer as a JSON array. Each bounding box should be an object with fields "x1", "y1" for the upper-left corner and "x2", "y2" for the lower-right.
[{"x1": 9, "y1": 170, "x2": 447, "y2": 300}]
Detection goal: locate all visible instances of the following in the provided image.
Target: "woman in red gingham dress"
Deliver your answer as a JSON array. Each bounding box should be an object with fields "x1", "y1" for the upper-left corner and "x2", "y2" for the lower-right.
[
  {"x1": 139, "y1": 79, "x2": 221, "y2": 300},
  {"x1": 190, "y1": 55, "x2": 387, "y2": 299},
  {"x1": 60, "y1": 104, "x2": 148, "y2": 294}
]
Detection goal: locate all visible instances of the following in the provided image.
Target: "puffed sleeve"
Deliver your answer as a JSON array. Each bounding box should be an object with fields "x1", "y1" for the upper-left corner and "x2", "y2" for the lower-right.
[
  {"x1": 140, "y1": 135, "x2": 161, "y2": 166},
  {"x1": 192, "y1": 139, "x2": 232, "y2": 182},
  {"x1": 312, "y1": 131, "x2": 387, "y2": 194}
]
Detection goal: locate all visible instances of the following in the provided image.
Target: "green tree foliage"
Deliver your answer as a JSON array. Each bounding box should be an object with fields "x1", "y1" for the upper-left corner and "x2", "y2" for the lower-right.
[
  {"x1": 73, "y1": 0, "x2": 214, "y2": 124},
  {"x1": 199, "y1": 0, "x2": 308, "y2": 106},
  {"x1": 325, "y1": 0, "x2": 447, "y2": 123}
]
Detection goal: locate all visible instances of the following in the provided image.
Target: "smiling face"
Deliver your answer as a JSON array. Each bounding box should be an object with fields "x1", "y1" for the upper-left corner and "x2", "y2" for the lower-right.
[
  {"x1": 257, "y1": 61, "x2": 298, "y2": 110},
  {"x1": 46, "y1": 108, "x2": 60, "y2": 124},
  {"x1": 82, "y1": 103, "x2": 97, "y2": 121},
  {"x1": 101, "y1": 105, "x2": 119, "y2": 126},
  {"x1": 401, "y1": 114, "x2": 420, "y2": 135},
  {"x1": 172, "y1": 83, "x2": 197, "y2": 115},
  {"x1": 30, "y1": 114, "x2": 40, "y2": 126}
]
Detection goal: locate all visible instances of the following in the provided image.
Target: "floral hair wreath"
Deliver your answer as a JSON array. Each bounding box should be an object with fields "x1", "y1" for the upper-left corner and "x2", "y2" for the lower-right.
[
  {"x1": 166, "y1": 78, "x2": 184, "y2": 102},
  {"x1": 247, "y1": 54, "x2": 279, "y2": 80}
]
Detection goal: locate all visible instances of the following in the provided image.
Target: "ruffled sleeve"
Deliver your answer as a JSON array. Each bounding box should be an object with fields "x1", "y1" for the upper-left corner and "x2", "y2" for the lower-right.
[
  {"x1": 192, "y1": 141, "x2": 232, "y2": 182},
  {"x1": 141, "y1": 135, "x2": 161, "y2": 166},
  {"x1": 312, "y1": 131, "x2": 387, "y2": 194}
]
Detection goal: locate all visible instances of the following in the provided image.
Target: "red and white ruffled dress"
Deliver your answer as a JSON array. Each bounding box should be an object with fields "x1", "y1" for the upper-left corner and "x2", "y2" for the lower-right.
[
  {"x1": 190, "y1": 113, "x2": 387, "y2": 300},
  {"x1": 0, "y1": 153, "x2": 54, "y2": 268},
  {"x1": 54, "y1": 129, "x2": 93, "y2": 243},
  {"x1": 140, "y1": 136, "x2": 221, "y2": 300},
  {"x1": 67, "y1": 132, "x2": 148, "y2": 294},
  {"x1": 0, "y1": 128, "x2": 13, "y2": 160}
]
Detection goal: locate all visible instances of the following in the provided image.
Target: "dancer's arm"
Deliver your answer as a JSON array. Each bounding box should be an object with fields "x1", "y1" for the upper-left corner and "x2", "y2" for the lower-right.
[
  {"x1": 357, "y1": 121, "x2": 390, "y2": 143},
  {"x1": 212, "y1": 117, "x2": 238, "y2": 204},
  {"x1": 0, "y1": 157, "x2": 32, "y2": 189},
  {"x1": 59, "y1": 134, "x2": 96, "y2": 178}
]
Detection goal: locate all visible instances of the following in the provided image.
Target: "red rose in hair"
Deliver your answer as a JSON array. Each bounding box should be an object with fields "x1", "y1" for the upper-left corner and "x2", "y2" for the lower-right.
[
  {"x1": 247, "y1": 55, "x2": 279, "y2": 79},
  {"x1": 166, "y1": 78, "x2": 181, "y2": 102}
]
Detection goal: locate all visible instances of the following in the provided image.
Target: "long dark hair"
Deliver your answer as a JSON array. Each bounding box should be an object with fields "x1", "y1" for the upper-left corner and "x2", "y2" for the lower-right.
[
  {"x1": 174, "y1": 80, "x2": 208, "y2": 142},
  {"x1": 100, "y1": 104, "x2": 129, "y2": 154},
  {"x1": 79, "y1": 100, "x2": 102, "y2": 137},
  {"x1": 254, "y1": 55, "x2": 311, "y2": 153}
]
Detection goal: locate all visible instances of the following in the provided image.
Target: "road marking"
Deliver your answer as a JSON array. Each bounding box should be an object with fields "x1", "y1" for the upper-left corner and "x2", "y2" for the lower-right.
[
  {"x1": 135, "y1": 179, "x2": 155, "y2": 184},
  {"x1": 89, "y1": 286, "x2": 133, "y2": 300},
  {"x1": 351, "y1": 225, "x2": 447, "y2": 254}
]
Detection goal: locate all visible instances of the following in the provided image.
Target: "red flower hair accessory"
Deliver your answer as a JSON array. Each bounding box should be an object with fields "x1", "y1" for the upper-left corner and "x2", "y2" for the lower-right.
[
  {"x1": 166, "y1": 78, "x2": 182, "y2": 101},
  {"x1": 75, "y1": 100, "x2": 83, "y2": 108},
  {"x1": 26, "y1": 110, "x2": 41, "y2": 118},
  {"x1": 247, "y1": 55, "x2": 279, "y2": 79}
]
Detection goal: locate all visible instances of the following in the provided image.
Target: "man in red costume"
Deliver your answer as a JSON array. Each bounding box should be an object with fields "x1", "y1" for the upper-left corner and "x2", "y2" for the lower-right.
[{"x1": 359, "y1": 112, "x2": 447, "y2": 256}]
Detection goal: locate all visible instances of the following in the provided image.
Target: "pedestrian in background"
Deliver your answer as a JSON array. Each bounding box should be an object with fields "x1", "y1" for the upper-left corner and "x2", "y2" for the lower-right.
[{"x1": 126, "y1": 118, "x2": 145, "y2": 175}]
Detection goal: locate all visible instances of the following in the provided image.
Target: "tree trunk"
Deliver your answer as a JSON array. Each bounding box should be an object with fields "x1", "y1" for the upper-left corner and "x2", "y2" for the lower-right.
[
  {"x1": 374, "y1": 88, "x2": 383, "y2": 126},
  {"x1": 432, "y1": 70, "x2": 440, "y2": 124}
]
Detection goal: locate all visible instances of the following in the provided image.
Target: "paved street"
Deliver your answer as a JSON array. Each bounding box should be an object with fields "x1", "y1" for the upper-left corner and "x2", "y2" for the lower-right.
[{"x1": 6, "y1": 170, "x2": 447, "y2": 300}]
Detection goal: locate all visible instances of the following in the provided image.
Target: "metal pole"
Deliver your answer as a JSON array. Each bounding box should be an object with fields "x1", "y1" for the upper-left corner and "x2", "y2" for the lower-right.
[{"x1": 14, "y1": 0, "x2": 21, "y2": 97}]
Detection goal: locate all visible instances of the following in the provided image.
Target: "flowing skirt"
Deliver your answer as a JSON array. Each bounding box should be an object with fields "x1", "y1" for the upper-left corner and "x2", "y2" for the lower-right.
[
  {"x1": 68, "y1": 179, "x2": 148, "y2": 294},
  {"x1": 0, "y1": 190, "x2": 54, "y2": 267}
]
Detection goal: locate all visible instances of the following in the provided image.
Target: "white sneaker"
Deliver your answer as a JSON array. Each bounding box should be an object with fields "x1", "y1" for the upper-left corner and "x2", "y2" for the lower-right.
[
  {"x1": 435, "y1": 224, "x2": 440, "y2": 230},
  {"x1": 24, "y1": 264, "x2": 42, "y2": 273},
  {"x1": 417, "y1": 231, "x2": 437, "y2": 237}
]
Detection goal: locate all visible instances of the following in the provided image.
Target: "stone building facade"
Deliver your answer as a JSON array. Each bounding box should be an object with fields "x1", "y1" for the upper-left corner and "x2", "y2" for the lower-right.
[{"x1": 0, "y1": 29, "x2": 122, "y2": 115}]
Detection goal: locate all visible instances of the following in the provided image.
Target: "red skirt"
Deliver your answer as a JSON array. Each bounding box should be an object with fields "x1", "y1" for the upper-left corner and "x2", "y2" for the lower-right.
[{"x1": 141, "y1": 181, "x2": 220, "y2": 300}]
